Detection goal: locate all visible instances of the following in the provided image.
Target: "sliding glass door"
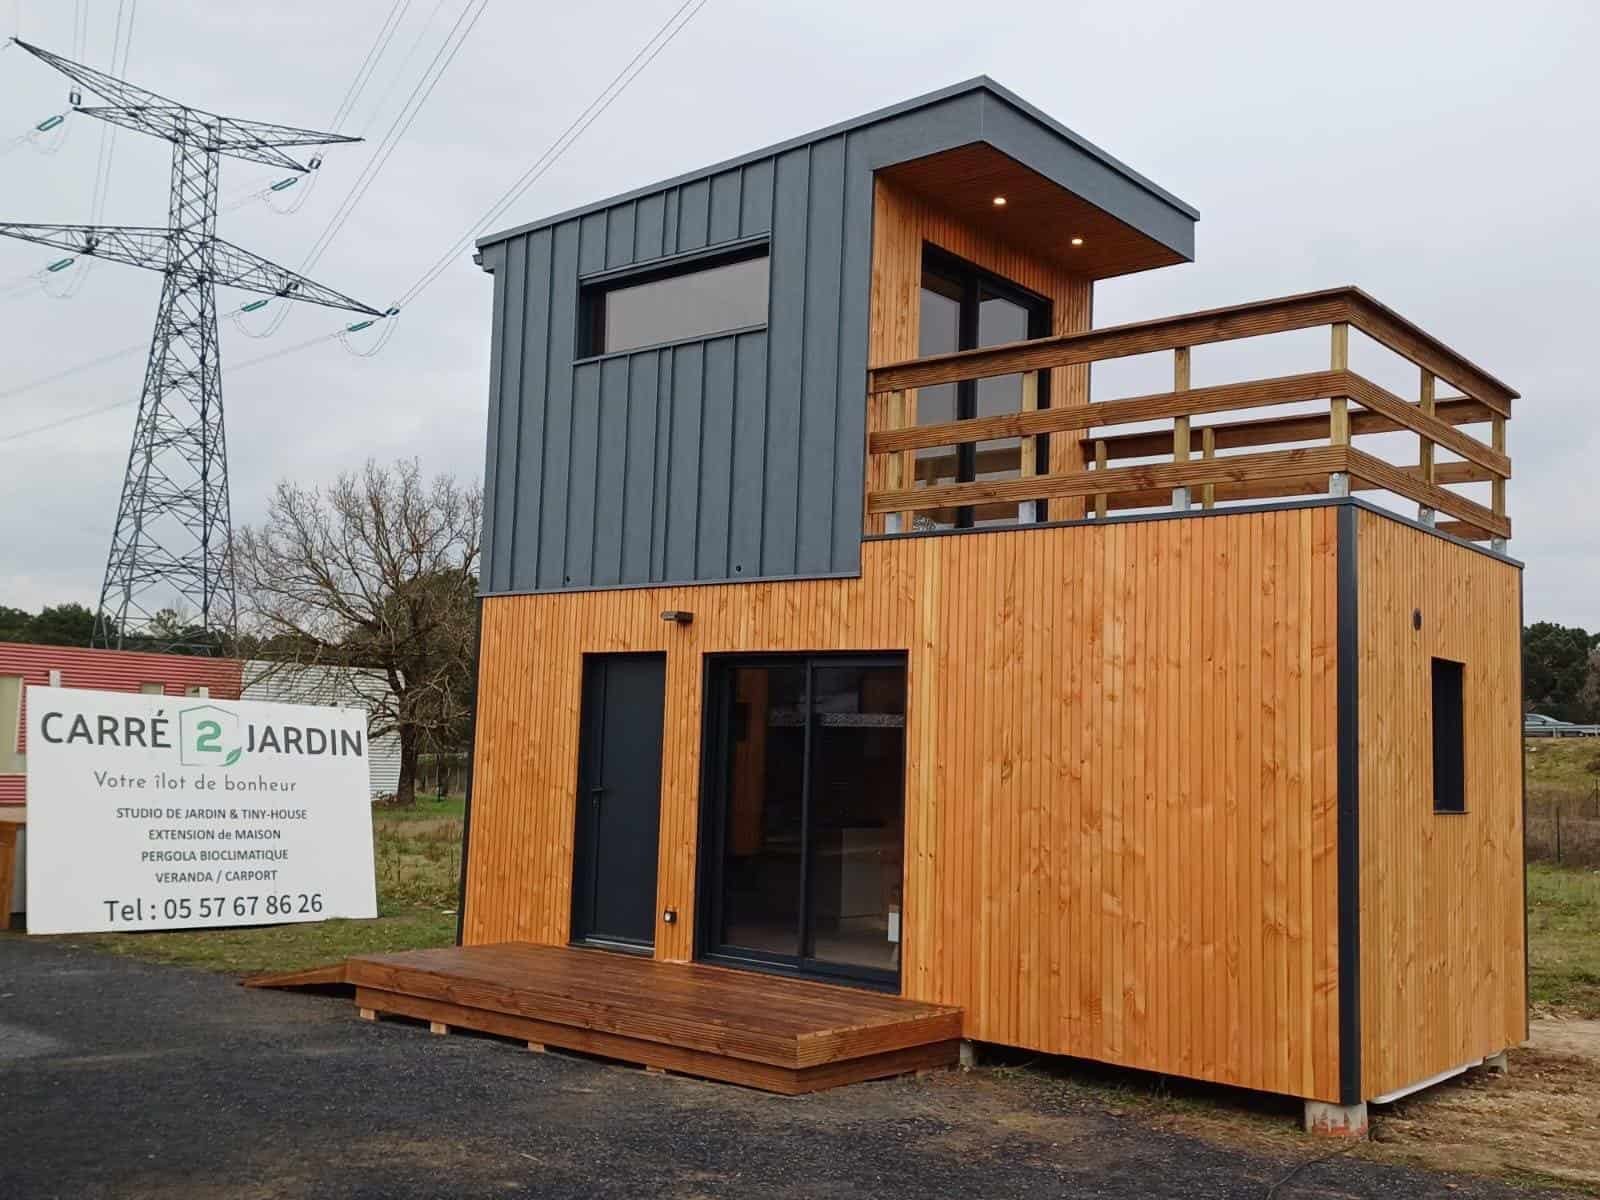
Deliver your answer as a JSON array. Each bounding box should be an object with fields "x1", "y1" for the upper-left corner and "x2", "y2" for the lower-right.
[{"x1": 698, "y1": 654, "x2": 906, "y2": 988}]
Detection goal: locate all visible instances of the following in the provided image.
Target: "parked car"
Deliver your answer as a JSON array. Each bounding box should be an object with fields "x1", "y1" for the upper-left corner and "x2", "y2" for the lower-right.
[{"x1": 1525, "y1": 713, "x2": 1600, "y2": 737}]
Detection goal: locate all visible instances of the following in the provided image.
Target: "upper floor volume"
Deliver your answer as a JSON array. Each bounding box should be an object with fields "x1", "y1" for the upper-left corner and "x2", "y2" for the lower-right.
[{"x1": 473, "y1": 77, "x2": 1514, "y2": 596}]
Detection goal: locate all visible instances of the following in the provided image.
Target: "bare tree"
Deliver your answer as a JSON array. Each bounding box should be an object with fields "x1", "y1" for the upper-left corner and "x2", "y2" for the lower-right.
[{"x1": 234, "y1": 459, "x2": 481, "y2": 805}]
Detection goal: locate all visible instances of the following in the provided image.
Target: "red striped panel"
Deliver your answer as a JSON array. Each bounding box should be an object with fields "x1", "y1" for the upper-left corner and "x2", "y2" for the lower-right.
[{"x1": 0, "y1": 643, "x2": 244, "y2": 805}]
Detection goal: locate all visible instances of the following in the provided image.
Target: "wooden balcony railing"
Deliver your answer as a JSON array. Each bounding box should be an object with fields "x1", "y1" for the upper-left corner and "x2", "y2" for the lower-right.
[{"x1": 865, "y1": 287, "x2": 1516, "y2": 544}]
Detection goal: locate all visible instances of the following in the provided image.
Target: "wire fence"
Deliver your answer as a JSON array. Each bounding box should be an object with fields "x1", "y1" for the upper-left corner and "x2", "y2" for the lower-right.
[{"x1": 1528, "y1": 782, "x2": 1600, "y2": 867}]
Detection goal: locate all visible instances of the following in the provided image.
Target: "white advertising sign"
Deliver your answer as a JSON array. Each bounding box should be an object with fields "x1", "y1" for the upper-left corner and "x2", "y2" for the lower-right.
[{"x1": 25, "y1": 686, "x2": 378, "y2": 935}]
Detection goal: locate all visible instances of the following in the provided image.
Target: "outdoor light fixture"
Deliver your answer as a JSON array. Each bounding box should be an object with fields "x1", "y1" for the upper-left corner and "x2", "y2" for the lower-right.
[
  {"x1": 991, "y1": 195, "x2": 1007, "y2": 207},
  {"x1": 660, "y1": 610, "x2": 694, "y2": 625},
  {"x1": 1070, "y1": 236, "x2": 1085, "y2": 246}
]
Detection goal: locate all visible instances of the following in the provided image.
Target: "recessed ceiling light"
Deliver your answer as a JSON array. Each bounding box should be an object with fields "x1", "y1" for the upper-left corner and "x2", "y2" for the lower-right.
[
  {"x1": 1070, "y1": 236, "x2": 1085, "y2": 246},
  {"x1": 991, "y1": 196, "x2": 1007, "y2": 207}
]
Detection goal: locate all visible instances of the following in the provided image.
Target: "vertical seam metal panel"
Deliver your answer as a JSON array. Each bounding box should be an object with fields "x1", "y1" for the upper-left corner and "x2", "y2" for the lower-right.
[
  {"x1": 750, "y1": 160, "x2": 772, "y2": 575},
  {"x1": 526, "y1": 229, "x2": 556, "y2": 589},
  {"x1": 1336, "y1": 501, "x2": 1362, "y2": 1106},
  {"x1": 502, "y1": 237, "x2": 529, "y2": 592},
  {"x1": 829, "y1": 129, "x2": 856, "y2": 574},
  {"x1": 479, "y1": 245, "x2": 506, "y2": 591}
]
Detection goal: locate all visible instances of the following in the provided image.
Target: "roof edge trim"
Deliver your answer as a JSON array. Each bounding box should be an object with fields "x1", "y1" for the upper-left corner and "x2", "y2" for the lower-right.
[{"x1": 474, "y1": 76, "x2": 1197, "y2": 251}]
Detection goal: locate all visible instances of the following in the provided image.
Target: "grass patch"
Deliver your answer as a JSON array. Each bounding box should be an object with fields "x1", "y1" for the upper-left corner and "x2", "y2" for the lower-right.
[
  {"x1": 1525, "y1": 737, "x2": 1600, "y2": 794},
  {"x1": 55, "y1": 909, "x2": 458, "y2": 976},
  {"x1": 26, "y1": 800, "x2": 465, "y2": 977},
  {"x1": 1528, "y1": 863, "x2": 1600, "y2": 1017}
]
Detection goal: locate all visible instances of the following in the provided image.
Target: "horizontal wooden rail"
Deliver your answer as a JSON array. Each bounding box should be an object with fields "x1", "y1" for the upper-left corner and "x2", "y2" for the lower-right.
[
  {"x1": 866, "y1": 287, "x2": 1516, "y2": 544},
  {"x1": 1347, "y1": 448, "x2": 1509, "y2": 539},
  {"x1": 1085, "y1": 396, "x2": 1492, "y2": 463},
  {"x1": 868, "y1": 287, "x2": 1517, "y2": 416},
  {"x1": 871, "y1": 371, "x2": 1348, "y2": 455},
  {"x1": 871, "y1": 368, "x2": 1504, "y2": 478},
  {"x1": 1342, "y1": 375, "x2": 1508, "y2": 476},
  {"x1": 1097, "y1": 460, "x2": 1492, "y2": 513},
  {"x1": 868, "y1": 446, "x2": 1351, "y2": 516}
]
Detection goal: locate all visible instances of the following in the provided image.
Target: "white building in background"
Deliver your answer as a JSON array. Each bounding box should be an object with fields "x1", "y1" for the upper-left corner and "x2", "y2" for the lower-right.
[{"x1": 242, "y1": 661, "x2": 402, "y2": 799}]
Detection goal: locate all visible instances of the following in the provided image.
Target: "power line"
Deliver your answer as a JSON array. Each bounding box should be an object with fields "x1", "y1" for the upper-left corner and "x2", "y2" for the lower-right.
[
  {"x1": 298, "y1": 0, "x2": 488, "y2": 274},
  {"x1": 330, "y1": 0, "x2": 415, "y2": 133},
  {"x1": 394, "y1": 0, "x2": 706, "y2": 309},
  {"x1": 3, "y1": 1, "x2": 709, "y2": 436},
  {"x1": 350, "y1": 0, "x2": 447, "y2": 139},
  {"x1": 250, "y1": 0, "x2": 485, "y2": 337},
  {"x1": 90, "y1": 0, "x2": 137, "y2": 224},
  {"x1": 0, "y1": 341, "x2": 144, "y2": 408},
  {"x1": 0, "y1": 308, "x2": 375, "y2": 443},
  {"x1": 45, "y1": 0, "x2": 138, "y2": 302},
  {"x1": 204, "y1": 0, "x2": 425, "y2": 225}
]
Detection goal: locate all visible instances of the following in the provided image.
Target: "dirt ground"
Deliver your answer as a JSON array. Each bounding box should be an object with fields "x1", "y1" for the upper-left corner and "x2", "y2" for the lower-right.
[
  {"x1": 1364, "y1": 1017, "x2": 1600, "y2": 1190},
  {"x1": 2, "y1": 937, "x2": 1583, "y2": 1200},
  {"x1": 1068, "y1": 1015, "x2": 1600, "y2": 1193}
]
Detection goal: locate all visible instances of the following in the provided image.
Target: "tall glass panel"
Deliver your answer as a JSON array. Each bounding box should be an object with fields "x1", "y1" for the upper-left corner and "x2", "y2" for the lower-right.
[
  {"x1": 914, "y1": 272, "x2": 963, "y2": 531},
  {"x1": 805, "y1": 664, "x2": 907, "y2": 972},
  {"x1": 971, "y1": 289, "x2": 1033, "y2": 526},
  {"x1": 717, "y1": 663, "x2": 807, "y2": 957}
]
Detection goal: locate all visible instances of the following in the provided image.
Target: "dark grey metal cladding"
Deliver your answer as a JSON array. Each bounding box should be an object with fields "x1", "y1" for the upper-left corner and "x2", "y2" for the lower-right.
[{"x1": 476, "y1": 79, "x2": 1198, "y2": 595}]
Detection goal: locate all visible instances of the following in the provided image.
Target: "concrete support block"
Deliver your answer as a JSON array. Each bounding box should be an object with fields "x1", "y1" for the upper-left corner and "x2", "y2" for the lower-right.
[
  {"x1": 1328, "y1": 472, "x2": 1351, "y2": 498},
  {"x1": 1484, "y1": 1050, "x2": 1509, "y2": 1076},
  {"x1": 958, "y1": 1040, "x2": 976, "y2": 1070},
  {"x1": 1418, "y1": 506, "x2": 1436, "y2": 527},
  {"x1": 1171, "y1": 487, "x2": 1191, "y2": 512},
  {"x1": 1304, "y1": 1100, "x2": 1368, "y2": 1137}
]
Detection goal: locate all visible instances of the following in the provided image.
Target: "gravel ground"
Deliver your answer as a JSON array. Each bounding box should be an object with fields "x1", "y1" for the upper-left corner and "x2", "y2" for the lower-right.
[{"x1": 0, "y1": 937, "x2": 1571, "y2": 1199}]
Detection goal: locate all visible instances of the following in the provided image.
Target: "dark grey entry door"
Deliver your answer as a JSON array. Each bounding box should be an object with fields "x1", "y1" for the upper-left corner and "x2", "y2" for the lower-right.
[{"x1": 571, "y1": 654, "x2": 665, "y2": 951}]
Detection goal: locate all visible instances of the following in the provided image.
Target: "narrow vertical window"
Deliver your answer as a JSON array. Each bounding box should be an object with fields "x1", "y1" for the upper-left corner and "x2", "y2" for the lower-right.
[
  {"x1": 0, "y1": 676, "x2": 23, "y2": 774},
  {"x1": 1431, "y1": 657, "x2": 1465, "y2": 813}
]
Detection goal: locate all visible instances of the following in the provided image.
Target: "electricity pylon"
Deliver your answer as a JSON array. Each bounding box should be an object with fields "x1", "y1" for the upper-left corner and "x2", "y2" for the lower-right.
[{"x1": 1, "y1": 39, "x2": 382, "y2": 652}]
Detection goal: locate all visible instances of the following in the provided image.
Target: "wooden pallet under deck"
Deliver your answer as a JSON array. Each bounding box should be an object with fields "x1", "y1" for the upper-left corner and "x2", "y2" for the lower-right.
[{"x1": 345, "y1": 942, "x2": 962, "y2": 1094}]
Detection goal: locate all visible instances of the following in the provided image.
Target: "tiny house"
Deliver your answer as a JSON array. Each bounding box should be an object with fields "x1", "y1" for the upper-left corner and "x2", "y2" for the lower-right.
[{"x1": 457, "y1": 80, "x2": 1525, "y2": 1126}]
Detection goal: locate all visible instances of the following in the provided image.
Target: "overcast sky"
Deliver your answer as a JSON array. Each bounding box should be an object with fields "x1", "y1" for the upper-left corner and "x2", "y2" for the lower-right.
[{"x1": 1, "y1": 0, "x2": 1595, "y2": 625}]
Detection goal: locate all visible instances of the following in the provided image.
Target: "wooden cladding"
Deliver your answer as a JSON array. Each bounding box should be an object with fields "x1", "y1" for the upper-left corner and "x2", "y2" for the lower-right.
[
  {"x1": 1355, "y1": 512, "x2": 1525, "y2": 1098},
  {"x1": 465, "y1": 507, "x2": 1347, "y2": 1102},
  {"x1": 865, "y1": 177, "x2": 1093, "y2": 530}
]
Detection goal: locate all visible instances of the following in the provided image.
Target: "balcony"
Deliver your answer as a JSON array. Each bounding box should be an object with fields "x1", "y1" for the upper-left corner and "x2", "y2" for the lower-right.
[{"x1": 864, "y1": 287, "x2": 1515, "y2": 545}]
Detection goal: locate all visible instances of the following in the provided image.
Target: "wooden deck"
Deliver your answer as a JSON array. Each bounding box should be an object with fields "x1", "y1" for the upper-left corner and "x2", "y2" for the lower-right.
[{"x1": 344, "y1": 943, "x2": 962, "y2": 1094}]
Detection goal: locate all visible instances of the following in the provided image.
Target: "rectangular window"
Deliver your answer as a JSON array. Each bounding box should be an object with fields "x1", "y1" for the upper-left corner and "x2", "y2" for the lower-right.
[
  {"x1": 139, "y1": 682, "x2": 164, "y2": 695},
  {"x1": 580, "y1": 244, "x2": 769, "y2": 357},
  {"x1": 1431, "y1": 657, "x2": 1465, "y2": 813},
  {"x1": 0, "y1": 675, "x2": 22, "y2": 774}
]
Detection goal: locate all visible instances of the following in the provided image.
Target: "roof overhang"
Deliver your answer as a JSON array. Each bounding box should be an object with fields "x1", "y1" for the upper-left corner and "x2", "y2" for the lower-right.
[
  {"x1": 878, "y1": 142, "x2": 1188, "y2": 280},
  {"x1": 476, "y1": 76, "x2": 1198, "y2": 273}
]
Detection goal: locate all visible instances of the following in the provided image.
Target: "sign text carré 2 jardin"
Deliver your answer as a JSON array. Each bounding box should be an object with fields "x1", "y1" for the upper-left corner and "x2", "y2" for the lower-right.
[{"x1": 25, "y1": 687, "x2": 377, "y2": 935}]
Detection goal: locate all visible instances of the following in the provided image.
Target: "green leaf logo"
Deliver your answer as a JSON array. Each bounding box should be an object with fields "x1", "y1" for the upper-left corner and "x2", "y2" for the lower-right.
[{"x1": 223, "y1": 748, "x2": 242, "y2": 767}]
